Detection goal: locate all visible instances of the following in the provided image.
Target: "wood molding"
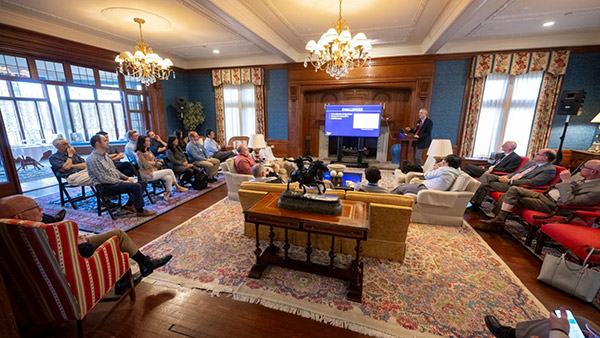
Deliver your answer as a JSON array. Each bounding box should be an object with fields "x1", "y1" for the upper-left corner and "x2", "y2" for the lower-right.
[{"x1": 266, "y1": 139, "x2": 289, "y2": 157}]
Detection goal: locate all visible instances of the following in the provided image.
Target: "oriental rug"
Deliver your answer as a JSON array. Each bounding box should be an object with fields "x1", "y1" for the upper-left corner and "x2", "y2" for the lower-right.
[
  {"x1": 142, "y1": 197, "x2": 548, "y2": 338},
  {"x1": 34, "y1": 177, "x2": 225, "y2": 233}
]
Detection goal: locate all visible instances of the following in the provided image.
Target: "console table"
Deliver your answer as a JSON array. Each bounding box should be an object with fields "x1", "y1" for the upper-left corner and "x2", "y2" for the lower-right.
[{"x1": 244, "y1": 192, "x2": 369, "y2": 302}]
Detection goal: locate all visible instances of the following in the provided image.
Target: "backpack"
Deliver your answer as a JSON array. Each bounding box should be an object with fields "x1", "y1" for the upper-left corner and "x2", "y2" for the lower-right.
[{"x1": 191, "y1": 171, "x2": 209, "y2": 190}]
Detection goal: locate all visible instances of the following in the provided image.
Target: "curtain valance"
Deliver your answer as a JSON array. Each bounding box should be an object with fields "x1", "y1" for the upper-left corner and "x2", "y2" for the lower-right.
[
  {"x1": 472, "y1": 50, "x2": 570, "y2": 78},
  {"x1": 212, "y1": 67, "x2": 264, "y2": 87}
]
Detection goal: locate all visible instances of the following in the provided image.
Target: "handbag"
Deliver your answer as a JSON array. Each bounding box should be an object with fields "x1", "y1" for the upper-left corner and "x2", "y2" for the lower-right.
[{"x1": 537, "y1": 246, "x2": 600, "y2": 302}]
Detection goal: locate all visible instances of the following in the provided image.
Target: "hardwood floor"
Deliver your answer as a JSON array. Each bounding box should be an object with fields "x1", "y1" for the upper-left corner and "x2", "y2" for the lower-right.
[{"x1": 23, "y1": 185, "x2": 600, "y2": 337}]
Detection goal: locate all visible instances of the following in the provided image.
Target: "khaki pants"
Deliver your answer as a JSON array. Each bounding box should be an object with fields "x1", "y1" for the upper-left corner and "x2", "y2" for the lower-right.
[
  {"x1": 66, "y1": 169, "x2": 93, "y2": 186},
  {"x1": 86, "y1": 229, "x2": 139, "y2": 256},
  {"x1": 193, "y1": 158, "x2": 220, "y2": 178}
]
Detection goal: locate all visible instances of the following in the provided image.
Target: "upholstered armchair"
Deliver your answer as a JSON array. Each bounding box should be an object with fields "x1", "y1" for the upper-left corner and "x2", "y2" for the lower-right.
[
  {"x1": 221, "y1": 158, "x2": 253, "y2": 201},
  {"x1": 0, "y1": 218, "x2": 135, "y2": 337}
]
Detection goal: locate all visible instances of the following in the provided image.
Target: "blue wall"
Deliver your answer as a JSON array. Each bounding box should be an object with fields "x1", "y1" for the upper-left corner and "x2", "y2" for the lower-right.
[
  {"x1": 266, "y1": 69, "x2": 289, "y2": 139},
  {"x1": 161, "y1": 71, "x2": 188, "y2": 134},
  {"x1": 187, "y1": 72, "x2": 216, "y2": 137},
  {"x1": 429, "y1": 59, "x2": 470, "y2": 145},
  {"x1": 547, "y1": 52, "x2": 600, "y2": 150}
]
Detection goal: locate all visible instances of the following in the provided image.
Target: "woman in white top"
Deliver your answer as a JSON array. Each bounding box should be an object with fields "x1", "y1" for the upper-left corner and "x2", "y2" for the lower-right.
[{"x1": 136, "y1": 135, "x2": 187, "y2": 201}]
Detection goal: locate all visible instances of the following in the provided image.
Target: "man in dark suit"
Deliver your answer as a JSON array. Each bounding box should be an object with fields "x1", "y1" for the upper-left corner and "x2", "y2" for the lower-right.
[
  {"x1": 479, "y1": 160, "x2": 600, "y2": 230},
  {"x1": 469, "y1": 148, "x2": 557, "y2": 209},
  {"x1": 464, "y1": 141, "x2": 521, "y2": 178},
  {"x1": 404, "y1": 108, "x2": 433, "y2": 167}
]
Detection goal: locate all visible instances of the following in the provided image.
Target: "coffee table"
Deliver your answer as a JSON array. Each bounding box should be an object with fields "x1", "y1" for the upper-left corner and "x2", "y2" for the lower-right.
[{"x1": 244, "y1": 192, "x2": 369, "y2": 302}]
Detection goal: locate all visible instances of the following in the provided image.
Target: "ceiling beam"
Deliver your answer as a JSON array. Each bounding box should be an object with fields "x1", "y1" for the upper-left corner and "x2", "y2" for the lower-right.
[{"x1": 187, "y1": 0, "x2": 301, "y2": 63}]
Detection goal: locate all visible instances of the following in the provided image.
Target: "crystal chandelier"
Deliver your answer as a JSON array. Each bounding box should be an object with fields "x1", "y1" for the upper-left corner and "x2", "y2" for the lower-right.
[
  {"x1": 115, "y1": 18, "x2": 174, "y2": 86},
  {"x1": 304, "y1": 0, "x2": 372, "y2": 79}
]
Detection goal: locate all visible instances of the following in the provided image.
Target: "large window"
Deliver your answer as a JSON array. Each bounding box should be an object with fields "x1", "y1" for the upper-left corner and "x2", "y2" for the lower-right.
[
  {"x1": 223, "y1": 83, "x2": 255, "y2": 142},
  {"x1": 472, "y1": 71, "x2": 543, "y2": 157}
]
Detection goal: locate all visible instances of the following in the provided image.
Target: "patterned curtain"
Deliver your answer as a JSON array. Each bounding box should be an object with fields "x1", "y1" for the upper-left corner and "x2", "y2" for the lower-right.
[
  {"x1": 212, "y1": 67, "x2": 264, "y2": 145},
  {"x1": 459, "y1": 50, "x2": 570, "y2": 157}
]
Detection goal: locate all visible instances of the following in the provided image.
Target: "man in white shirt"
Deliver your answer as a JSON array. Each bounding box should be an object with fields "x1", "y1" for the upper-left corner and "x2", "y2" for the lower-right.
[
  {"x1": 124, "y1": 130, "x2": 139, "y2": 165},
  {"x1": 392, "y1": 154, "x2": 461, "y2": 195},
  {"x1": 204, "y1": 129, "x2": 235, "y2": 162}
]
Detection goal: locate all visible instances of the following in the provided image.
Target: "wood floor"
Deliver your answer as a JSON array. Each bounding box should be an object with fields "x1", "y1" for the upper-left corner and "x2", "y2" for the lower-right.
[{"x1": 24, "y1": 185, "x2": 600, "y2": 337}]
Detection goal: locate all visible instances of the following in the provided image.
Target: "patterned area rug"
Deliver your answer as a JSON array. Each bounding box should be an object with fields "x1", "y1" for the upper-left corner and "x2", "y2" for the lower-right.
[
  {"x1": 35, "y1": 178, "x2": 225, "y2": 233},
  {"x1": 142, "y1": 197, "x2": 548, "y2": 338}
]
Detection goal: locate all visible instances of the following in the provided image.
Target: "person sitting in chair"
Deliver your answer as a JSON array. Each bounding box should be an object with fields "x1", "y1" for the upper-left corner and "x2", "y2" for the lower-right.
[
  {"x1": 250, "y1": 163, "x2": 284, "y2": 183},
  {"x1": 354, "y1": 166, "x2": 389, "y2": 193},
  {"x1": 464, "y1": 141, "x2": 521, "y2": 178},
  {"x1": 392, "y1": 154, "x2": 461, "y2": 195},
  {"x1": 0, "y1": 195, "x2": 172, "y2": 293},
  {"x1": 147, "y1": 130, "x2": 167, "y2": 157},
  {"x1": 125, "y1": 130, "x2": 139, "y2": 165},
  {"x1": 96, "y1": 131, "x2": 137, "y2": 177},
  {"x1": 234, "y1": 143, "x2": 256, "y2": 176},
  {"x1": 204, "y1": 129, "x2": 235, "y2": 162},
  {"x1": 166, "y1": 135, "x2": 201, "y2": 185},
  {"x1": 49, "y1": 138, "x2": 93, "y2": 186},
  {"x1": 186, "y1": 131, "x2": 220, "y2": 182}
]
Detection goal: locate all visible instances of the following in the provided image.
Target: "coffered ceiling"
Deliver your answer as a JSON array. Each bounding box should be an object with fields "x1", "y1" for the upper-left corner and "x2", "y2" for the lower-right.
[{"x1": 1, "y1": 0, "x2": 599, "y2": 69}]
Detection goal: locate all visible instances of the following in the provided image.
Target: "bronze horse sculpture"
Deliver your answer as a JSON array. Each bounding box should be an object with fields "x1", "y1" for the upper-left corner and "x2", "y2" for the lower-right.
[{"x1": 286, "y1": 156, "x2": 329, "y2": 194}]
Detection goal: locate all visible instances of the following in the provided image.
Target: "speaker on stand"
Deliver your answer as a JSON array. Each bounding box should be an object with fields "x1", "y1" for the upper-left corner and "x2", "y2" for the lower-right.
[
  {"x1": 554, "y1": 90, "x2": 586, "y2": 165},
  {"x1": 176, "y1": 97, "x2": 187, "y2": 119}
]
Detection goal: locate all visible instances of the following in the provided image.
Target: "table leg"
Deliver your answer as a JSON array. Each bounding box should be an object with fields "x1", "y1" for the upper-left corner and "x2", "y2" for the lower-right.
[
  {"x1": 283, "y1": 228, "x2": 290, "y2": 260},
  {"x1": 329, "y1": 236, "x2": 336, "y2": 268},
  {"x1": 347, "y1": 239, "x2": 363, "y2": 303},
  {"x1": 267, "y1": 226, "x2": 279, "y2": 253},
  {"x1": 249, "y1": 223, "x2": 265, "y2": 279},
  {"x1": 305, "y1": 232, "x2": 312, "y2": 264}
]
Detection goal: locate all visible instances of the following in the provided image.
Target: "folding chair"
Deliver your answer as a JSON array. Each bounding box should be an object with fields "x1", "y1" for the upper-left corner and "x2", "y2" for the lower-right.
[{"x1": 51, "y1": 167, "x2": 93, "y2": 209}]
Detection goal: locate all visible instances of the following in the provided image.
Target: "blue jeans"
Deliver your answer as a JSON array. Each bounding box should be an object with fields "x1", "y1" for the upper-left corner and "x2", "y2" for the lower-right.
[{"x1": 97, "y1": 181, "x2": 147, "y2": 211}]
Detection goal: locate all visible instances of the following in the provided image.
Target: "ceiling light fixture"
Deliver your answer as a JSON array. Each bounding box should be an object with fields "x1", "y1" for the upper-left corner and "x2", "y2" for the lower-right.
[
  {"x1": 213, "y1": 50, "x2": 220, "y2": 54},
  {"x1": 304, "y1": 0, "x2": 371, "y2": 79},
  {"x1": 115, "y1": 18, "x2": 174, "y2": 86},
  {"x1": 543, "y1": 21, "x2": 555, "y2": 27}
]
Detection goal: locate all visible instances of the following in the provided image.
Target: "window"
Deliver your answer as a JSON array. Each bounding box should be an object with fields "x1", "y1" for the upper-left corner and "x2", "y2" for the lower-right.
[
  {"x1": 35, "y1": 60, "x2": 66, "y2": 82},
  {"x1": 99, "y1": 70, "x2": 119, "y2": 88},
  {"x1": 223, "y1": 83, "x2": 256, "y2": 142},
  {"x1": 472, "y1": 71, "x2": 543, "y2": 157},
  {"x1": 67, "y1": 86, "x2": 126, "y2": 141},
  {"x1": 125, "y1": 75, "x2": 142, "y2": 90},
  {"x1": 70, "y1": 65, "x2": 95, "y2": 85},
  {"x1": 0, "y1": 54, "x2": 30, "y2": 78}
]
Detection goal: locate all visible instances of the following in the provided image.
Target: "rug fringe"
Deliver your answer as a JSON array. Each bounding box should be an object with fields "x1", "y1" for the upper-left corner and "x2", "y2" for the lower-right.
[{"x1": 145, "y1": 271, "x2": 235, "y2": 296}]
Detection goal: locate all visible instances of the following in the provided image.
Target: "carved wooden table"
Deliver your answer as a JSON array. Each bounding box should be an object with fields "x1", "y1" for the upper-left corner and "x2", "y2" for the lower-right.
[{"x1": 244, "y1": 192, "x2": 369, "y2": 302}]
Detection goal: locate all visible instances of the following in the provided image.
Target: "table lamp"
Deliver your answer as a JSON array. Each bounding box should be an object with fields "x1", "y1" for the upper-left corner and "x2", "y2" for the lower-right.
[
  {"x1": 248, "y1": 134, "x2": 266, "y2": 150},
  {"x1": 423, "y1": 139, "x2": 453, "y2": 171},
  {"x1": 589, "y1": 112, "x2": 600, "y2": 152}
]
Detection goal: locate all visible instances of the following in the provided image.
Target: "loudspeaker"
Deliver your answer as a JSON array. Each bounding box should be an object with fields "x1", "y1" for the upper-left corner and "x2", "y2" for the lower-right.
[
  {"x1": 175, "y1": 97, "x2": 187, "y2": 115},
  {"x1": 557, "y1": 90, "x2": 586, "y2": 115}
]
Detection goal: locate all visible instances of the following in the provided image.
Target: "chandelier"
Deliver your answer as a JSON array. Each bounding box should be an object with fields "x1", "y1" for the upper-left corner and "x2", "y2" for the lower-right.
[
  {"x1": 115, "y1": 18, "x2": 174, "y2": 86},
  {"x1": 304, "y1": 0, "x2": 372, "y2": 79}
]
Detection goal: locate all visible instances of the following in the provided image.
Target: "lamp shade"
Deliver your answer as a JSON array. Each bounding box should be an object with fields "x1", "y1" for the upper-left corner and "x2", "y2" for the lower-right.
[
  {"x1": 426, "y1": 139, "x2": 453, "y2": 157},
  {"x1": 248, "y1": 134, "x2": 266, "y2": 149},
  {"x1": 591, "y1": 112, "x2": 600, "y2": 123}
]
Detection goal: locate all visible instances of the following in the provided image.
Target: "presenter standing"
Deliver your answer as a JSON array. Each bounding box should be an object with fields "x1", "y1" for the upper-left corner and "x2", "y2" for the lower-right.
[{"x1": 405, "y1": 108, "x2": 433, "y2": 166}]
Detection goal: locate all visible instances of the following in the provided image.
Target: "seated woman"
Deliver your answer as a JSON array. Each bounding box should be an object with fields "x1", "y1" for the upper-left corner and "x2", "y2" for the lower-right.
[
  {"x1": 166, "y1": 135, "x2": 200, "y2": 185},
  {"x1": 137, "y1": 135, "x2": 188, "y2": 201}
]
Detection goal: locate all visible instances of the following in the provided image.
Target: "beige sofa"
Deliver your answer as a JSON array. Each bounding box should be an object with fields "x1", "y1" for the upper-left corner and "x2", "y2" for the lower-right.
[
  {"x1": 238, "y1": 182, "x2": 413, "y2": 262},
  {"x1": 394, "y1": 170, "x2": 481, "y2": 226}
]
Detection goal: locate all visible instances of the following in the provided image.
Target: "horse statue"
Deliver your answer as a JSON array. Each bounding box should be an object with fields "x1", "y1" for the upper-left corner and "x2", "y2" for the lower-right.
[{"x1": 286, "y1": 156, "x2": 329, "y2": 194}]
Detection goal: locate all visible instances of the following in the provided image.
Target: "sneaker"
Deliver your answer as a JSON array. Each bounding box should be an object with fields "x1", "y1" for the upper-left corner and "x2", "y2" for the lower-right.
[
  {"x1": 136, "y1": 209, "x2": 156, "y2": 217},
  {"x1": 139, "y1": 254, "x2": 173, "y2": 277}
]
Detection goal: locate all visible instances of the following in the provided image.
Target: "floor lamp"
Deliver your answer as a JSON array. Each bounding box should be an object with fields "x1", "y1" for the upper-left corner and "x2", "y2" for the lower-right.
[
  {"x1": 423, "y1": 139, "x2": 453, "y2": 172},
  {"x1": 589, "y1": 113, "x2": 600, "y2": 152}
]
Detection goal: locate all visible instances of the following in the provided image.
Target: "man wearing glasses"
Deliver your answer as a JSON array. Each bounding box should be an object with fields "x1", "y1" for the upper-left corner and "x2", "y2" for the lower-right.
[{"x1": 480, "y1": 160, "x2": 600, "y2": 229}]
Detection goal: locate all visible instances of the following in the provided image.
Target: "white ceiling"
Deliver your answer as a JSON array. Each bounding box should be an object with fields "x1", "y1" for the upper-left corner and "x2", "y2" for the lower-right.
[{"x1": 1, "y1": 0, "x2": 599, "y2": 69}]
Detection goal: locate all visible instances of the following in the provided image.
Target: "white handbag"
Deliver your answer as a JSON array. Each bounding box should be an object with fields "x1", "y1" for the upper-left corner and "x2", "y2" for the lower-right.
[{"x1": 537, "y1": 246, "x2": 600, "y2": 302}]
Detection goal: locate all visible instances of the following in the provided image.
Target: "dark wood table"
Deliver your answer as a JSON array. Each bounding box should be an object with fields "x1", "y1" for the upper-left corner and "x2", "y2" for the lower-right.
[{"x1": 244, "y1": 192, "x2": 369, "y2": 302}]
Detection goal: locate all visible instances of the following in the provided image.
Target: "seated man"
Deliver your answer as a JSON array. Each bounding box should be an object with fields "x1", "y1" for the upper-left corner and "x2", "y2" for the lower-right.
[
  {"x1": 355, "y1": 166, "x2": 389, "y2": 193},
  {"x1": 124, "y1": 129, "x2": 139, "y2": 165},
  {"x1": 392, "y1": 154, "x2": 461, "y2": 195},
  {"x1": 256, "y1": 144, "x2": 295, "y2": 176},
  {"x1": 0, "y1": 195, "x2": 172, "y2": 291},
  {"x1": 469, "y1": 149, "x2": 557, "y2": 211},
  {"x1": 186, "y1": 131, "x2": 220, "y2": 182},
  {"x1": 204, "y1": 129, "x2": 235, "y2": 162},
  {"x1": 479, "y1": 160, "x2": 600, "y2": 230},
  {"x1": 464, "y1": 141, "x2": 521, "y2": 178},
  {"x1": 96, "y1": 131, "x2": 137, "y2": 177},
  {"x1": 250, "y1": 163, "x2": 284, "y2": 183},
  {"x1": 234, "y1": 143, "x2": 256, "y2": 175},
  {"x1": 86, "y1": 134, "x2": 155, "y2": 217},
  {"x1": 147, "y1": 130, "x2": 167, "y2": 157},
  {"x1": 49, "y1": 138, "x2": 93, "y2": 186}
]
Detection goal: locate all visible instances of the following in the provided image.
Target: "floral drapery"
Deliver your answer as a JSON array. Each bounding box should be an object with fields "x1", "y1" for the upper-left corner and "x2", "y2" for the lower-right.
[
  {"x1": 459, "y1": 50, "x2": 570, "y2": 157},
  {"x1": 212, "y1": 68, "x2": 265, "y2": 145}
]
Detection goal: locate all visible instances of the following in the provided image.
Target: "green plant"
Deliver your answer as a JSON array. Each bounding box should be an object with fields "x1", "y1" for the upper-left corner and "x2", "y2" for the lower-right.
[{"x1": 183, "y1": 102, "x2": 205, "y2": 133}]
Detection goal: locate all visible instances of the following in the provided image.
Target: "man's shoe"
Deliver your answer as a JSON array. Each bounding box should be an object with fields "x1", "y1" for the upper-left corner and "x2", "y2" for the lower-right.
[
  {"x1": 53, "y1": 209, "x2": 66, "y2": 222},
  {"x1": 139, "y1": 254, "x2": 173, "y2": 277},
  {"x1": 136, "y1": 209, "x2": 156, "y2": 217},
  {"x1": 485, "y1": 315, "x2": 516, "y2": 338},
  {"x1": 114, "y1": 271, "x2": 143, "y2": 295},
  {"x1": 121, "y1": 204, "x2": 136, "y2": 213},
  {"x1": 465, "y1": 204, "x2": 481, "y2": 213}
]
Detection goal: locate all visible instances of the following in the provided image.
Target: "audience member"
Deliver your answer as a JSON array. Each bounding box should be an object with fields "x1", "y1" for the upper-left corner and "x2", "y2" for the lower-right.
[
  {"x1": 125, "y1": 130, "x2": 139, "y2": 165},
  {"x1": 469, "y1": 149, "x2": 557, "y2": 211},
  {"x1": 354, "y1": 166, "x2": 389, "y2": 193},
  {"x1": 392, "y1": 154, "x2": 461, "y2": 195},
  {"x1": 166, "y1": 135, "x2": 200, "y2": 184},
  {"x1": 479, "y1": 159, "x2": 600, "y2": 230},
  {"x1": 174, "y1": 129, "x2": 187, "y2": 149},
  {"x1": 485, "y1": 307, "x2": 600, "y2": 338},
  {"x1": 136, "y1": 135, "x2": 188, "y2": 201},
  {"x1": 464, "y1": 141, "x2": 521, "y2": 178},
  {"x1": 0, "y1": 195, "x2": 172, "y2": 292},
  {"x1": 96, "y1": 131, "x2": 137, "y2": 177},
  {"x1": 49, "y1": 138, "x2": 92, "y2": 186},
  {"x1": 256, "y1": 144, "x2": 295, "y2": 175},
  {"x1": 234, "y1": 143, "x2": 256, "y2": 175},
  {"x1": 204, "y1": 129, "x2": 235, "y2": 162},
  {"x1": 404, "y1": 108, "x2": 433, "y2": 166},
  {"x1": 250, "y1": 163, "x2": 283, "y2": 183},
  {"x1": 86, "y1": 134, "x2": 155, "y2": 217},
  {"x1": 186, "y1": 131, "x2": 220, "y2": 182},
  {"x1": 147, "y1": 130, "x2": 167, "y2": 156}
]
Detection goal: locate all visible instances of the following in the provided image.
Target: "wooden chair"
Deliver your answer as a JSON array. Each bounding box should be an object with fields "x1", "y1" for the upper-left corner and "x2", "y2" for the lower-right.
[
  {"x1": 94, "y1": 183, "x2": 155, "y2": 220},
  {"x1": 51, "y1": 167, "x2": 94, "y2": 210},
  {"x1": 0, "y1": 218, "x2": 135, "y2": 337},
  {"x1": 227, "y1": 136, "x2": 249, "y2": 151}
]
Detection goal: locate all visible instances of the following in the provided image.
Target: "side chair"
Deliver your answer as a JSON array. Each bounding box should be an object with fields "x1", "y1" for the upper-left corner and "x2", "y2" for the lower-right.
[{"x1": 51, "y1": 167, "x2": 94, "y2": 209}]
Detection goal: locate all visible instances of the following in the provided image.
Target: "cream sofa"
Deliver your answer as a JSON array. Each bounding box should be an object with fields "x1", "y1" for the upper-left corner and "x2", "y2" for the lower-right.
[
  {"x1": 238, "y1": 182, "x2": 413, "y2": 262},
  {"x1": 221, "y1": 158, "x2": 253, "y2": 201},
  {"x1": 394, "y1": 170, "x2": 481, "y2": 226}
]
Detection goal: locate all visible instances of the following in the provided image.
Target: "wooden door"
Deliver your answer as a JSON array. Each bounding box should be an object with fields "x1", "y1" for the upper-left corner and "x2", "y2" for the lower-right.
[{"x1": 0, "y1": 109, "x2": 22, "y2": 197}]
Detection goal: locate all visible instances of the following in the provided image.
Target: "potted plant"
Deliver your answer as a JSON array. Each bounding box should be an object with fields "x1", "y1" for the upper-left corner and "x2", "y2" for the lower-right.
[{"x1": 182, "y1": 102, "x2": 205, "y2": 133}]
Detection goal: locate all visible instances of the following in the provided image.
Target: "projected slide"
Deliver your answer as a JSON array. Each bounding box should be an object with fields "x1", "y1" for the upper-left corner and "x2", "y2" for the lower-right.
[{"x1": 325, "y1": 105, "x2": 381, "y2": 137}]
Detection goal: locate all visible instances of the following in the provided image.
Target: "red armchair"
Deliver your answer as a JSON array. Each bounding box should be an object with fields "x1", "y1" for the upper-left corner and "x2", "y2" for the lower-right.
[
  {"x1": 537, "y1": 220, "x2": 600, "y2": 265},
  {"x1": 0, "y1": 218, "x2": 135, "y2": 337},
  {"x1": 491, "y1": 156, "x2": 529, "y2": 176}
]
